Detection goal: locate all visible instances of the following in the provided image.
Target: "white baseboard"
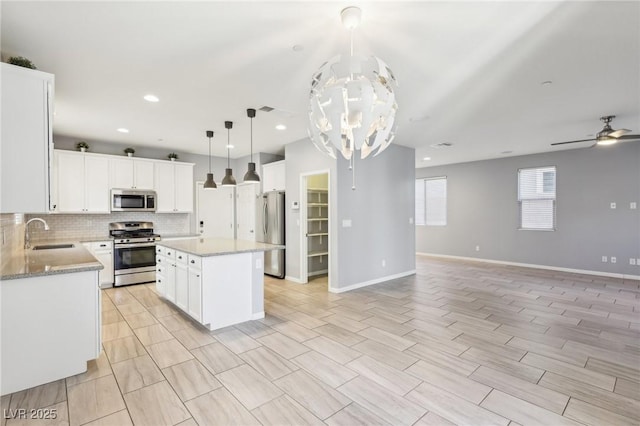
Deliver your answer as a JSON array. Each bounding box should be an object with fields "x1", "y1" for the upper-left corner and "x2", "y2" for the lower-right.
[
  {"x1": 309, "y1": 269, "x2": 328, "y2": 277},
  {"x1": 251, "y1": 311, "x2": 265, "y2": 320},
  {"x1": 284, "y1": 275, "x2": 305, "y2": 284},
  {"x1": 416, "y1": 252, "x2": 640, "y2": 281},
  {"x1": 329, "y1": 270, "x2": 417, "y2": 293}
]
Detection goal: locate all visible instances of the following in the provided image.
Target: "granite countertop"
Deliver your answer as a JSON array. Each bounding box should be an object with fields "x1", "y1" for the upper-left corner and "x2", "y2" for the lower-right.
[
  {"x1": 1, "y1": 243, "x2": 103, "y2": 280},
  {"x1": 158, "y1": 238, "x2": 284, "y2": 257},
  {"x1": 160, "y1": 233, "x2": 201, "y2": 240}
]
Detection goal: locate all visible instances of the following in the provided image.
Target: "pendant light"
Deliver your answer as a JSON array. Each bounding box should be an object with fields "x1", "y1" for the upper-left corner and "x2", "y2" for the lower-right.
[
  {"x1": 221, "y1": 121, "x2": 236, "y2": 186},
  {"x1": 203, "y1": 130, "x2": 217, "y2": 189},
  {"x1": 308, "y1": 6, "x2": 398, "y2": 161},
  {"x1": 243, "y1": 108, "x2": 260, "y2": 183}
]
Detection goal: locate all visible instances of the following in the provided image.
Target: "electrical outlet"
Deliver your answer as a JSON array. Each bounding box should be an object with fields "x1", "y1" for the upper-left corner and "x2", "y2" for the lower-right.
[
  {"x1": 631, "y1": 202, "x2": 637, "y2": 210},
  {"x1": 409, "y1": 217, "x2": 414, "y2": 224},
  {"x1": 630, "y1": 258, "x2": 637, "y2": 266},
  {"x1": 610, "y1": 202, "x2": 617, "y2": 209},
  {"x1": 637, "y1": 258, "x2": 640, "y2": 266},
  {"x1": 382, "y1": 259, "x2": 386, "y2": 268},
  {"x1": 475, "y1": 245, "x2": 480, "y2": 252},
  {"x1": 602, "y1": 256, "x2": 608, "y2": 263},
  {"x1": 611, "y1": 257, "x2": 617, "y2": 264},
  {"x1": 342, "y1": 219, "x2": 352, "y2": 228}
]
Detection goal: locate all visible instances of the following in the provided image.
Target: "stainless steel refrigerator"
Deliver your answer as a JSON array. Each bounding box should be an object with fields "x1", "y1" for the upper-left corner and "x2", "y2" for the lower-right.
[{"x1": 257, "y1": 191, "x2": 285, "y2": 278}]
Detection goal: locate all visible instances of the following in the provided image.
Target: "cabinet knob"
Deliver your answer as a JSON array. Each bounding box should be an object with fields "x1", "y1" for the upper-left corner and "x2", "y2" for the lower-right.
[
  {"x1": 157, "y1": 259, "x2": 161, "y2": 262},
  {"x1": 158, "y1": 279, "x2": 161, "y2": 283},
  {"x1": 178, "y1": 256, "x2": 182, "y2": 259},
  {"x1": 197, "y1": 274, "x2": 200, "y2": 278},
  {"x1": 190, "y1": 260, "x2": 195, "y2": 264}
]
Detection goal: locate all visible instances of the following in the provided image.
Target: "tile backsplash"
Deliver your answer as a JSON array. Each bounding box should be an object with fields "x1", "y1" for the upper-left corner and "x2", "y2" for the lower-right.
[{"x1": 25, "y1": 212, "x2": 191, "y2": 242}]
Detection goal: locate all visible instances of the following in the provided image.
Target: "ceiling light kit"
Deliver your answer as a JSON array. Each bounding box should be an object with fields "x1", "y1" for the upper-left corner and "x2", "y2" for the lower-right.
[
  {"x1": 308, "y1": 5, "x2": 399, "y2": 189},
  {"x1": 243, "y1": 108, "x2": 260, "y2": 183},
  {"x1": 221, "y1": 121, "x2": 236, "y2": 187},
  {"x1": 551, "y1": 115, "x2": 639, "y2": 147},
  {"x1": 117, "y1": 128, "x2": 129, "y2": 133},
  {"x1": 143, "y1": 94, "x2": 159, "y2": 102},
  {"x1": 275, "y1": 124, "x2": 287, "y2": 130},
  {"x1": 203, "y1": 130, "x2": 217, "y2": 189}
]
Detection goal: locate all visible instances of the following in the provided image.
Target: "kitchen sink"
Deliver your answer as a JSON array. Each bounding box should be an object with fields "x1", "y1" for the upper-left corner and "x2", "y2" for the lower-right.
[{"x1": 32, "y1": 244, "x2": 75, "y2": 250}]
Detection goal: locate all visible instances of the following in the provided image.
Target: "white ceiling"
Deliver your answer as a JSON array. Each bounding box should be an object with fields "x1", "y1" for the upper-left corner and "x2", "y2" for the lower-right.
[{"x1": 2, "y1": 1, "x2": 639, "y2": 167}]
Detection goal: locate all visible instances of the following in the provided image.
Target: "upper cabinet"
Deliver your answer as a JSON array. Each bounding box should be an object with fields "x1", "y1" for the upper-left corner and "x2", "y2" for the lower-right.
[
  {"x1": 53, "y1": 151, "x2": 110, "y2": 213},
  {"x1": 1, "y1": 63, "x2": 54, "y2": 213},
  {"x1": 110, "y1": 158, "x2": 155, "y2": 190},
  {"x1": 262, "y1": 160, "x2": 285, "y2": 192},
  {"x1": 155, "y1": 162, "x2": 194, "y2": 213}
]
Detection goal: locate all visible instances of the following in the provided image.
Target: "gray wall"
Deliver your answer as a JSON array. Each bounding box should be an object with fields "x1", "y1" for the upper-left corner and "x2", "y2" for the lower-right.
[
  {"x1": 337, "y1": 145, "x2": 416, "y2": 288},
  {"x1": 284, "y1": 139, "x2": 416, "y2": 291},
  {"x1": 416, "y1": 141, "x2": 640, "y2": 276}
]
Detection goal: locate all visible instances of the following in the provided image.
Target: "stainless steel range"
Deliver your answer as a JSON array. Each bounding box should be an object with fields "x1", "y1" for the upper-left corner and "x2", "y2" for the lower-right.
[{"x1": 110, "y1": 222, "x2": 161, "y2": 287}]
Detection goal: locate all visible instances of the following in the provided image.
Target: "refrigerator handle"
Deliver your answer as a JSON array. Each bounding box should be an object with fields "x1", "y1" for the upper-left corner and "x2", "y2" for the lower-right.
[{"x1": 263, "y1": 200, "x2": 268, "y2": 236}]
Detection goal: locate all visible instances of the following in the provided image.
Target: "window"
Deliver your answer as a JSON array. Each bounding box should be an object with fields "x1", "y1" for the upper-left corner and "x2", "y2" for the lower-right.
[
  {"x1": 518, "y1": 166, "x2": 556, "y2": 230},
  {"x1": 415, "y1": 177, "x2": 447, "y2": 226}
]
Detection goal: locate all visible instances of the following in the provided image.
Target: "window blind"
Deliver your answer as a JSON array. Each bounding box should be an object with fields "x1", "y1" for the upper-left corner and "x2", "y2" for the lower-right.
[
  {"x1": 518, "y1": 166, "x2": 556, "y2": 230},
  {"x1": 425, "y1": 177, "x2": 447, "y2": 226}
]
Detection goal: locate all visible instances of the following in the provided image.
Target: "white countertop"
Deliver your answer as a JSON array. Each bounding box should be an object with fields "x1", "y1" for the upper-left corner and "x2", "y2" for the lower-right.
[
  {"x1": 158, "y1": 238, "x2": 284, "y2": 257},
  {"x1": 1, "y1": 242, "x2": 103, "y2": 280}
]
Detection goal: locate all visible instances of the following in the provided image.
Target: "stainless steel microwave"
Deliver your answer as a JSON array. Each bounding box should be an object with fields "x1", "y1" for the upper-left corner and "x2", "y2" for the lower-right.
[{"x1": 111, "y1": 189, "x2": 156, "y2": 212}]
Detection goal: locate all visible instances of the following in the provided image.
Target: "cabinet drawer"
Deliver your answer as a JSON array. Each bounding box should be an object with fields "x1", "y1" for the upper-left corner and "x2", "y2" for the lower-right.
[
  {"x1": 156, "y1": 246, "x2": 164, "y2": 256},
  {"x1": 156, "y1": 264, "x2": 164, "y2": 275},
  {"x1": 164, "y1": 248, "x2": 176, "y2": 260},
  {"x1": 188, "y1": 254, "x2": 202, "y2": 270},
  {"x1": 175, "y1": 250, "x2": 188, "y2": 264},
  {"x1": 155, "y1": 255, "x2": 167, "y2": 265},
  {"x1": 90, "y1": 241, "x2": 112, "y2": 251}
]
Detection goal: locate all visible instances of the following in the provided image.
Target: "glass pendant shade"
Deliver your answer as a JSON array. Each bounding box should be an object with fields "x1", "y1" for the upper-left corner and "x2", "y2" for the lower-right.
[
  {"x1": 222, "y1": 121, "x2": 236, "y2": 187},
  {"x1": 244, "y1": 108, "x2": 261, "y2": 183},
  {"x1": 203, "y1": 130, "x2": 217, "y2": 189},
  {"x1": 309, "y1": 54, "x2": 398, "y2": 160}
]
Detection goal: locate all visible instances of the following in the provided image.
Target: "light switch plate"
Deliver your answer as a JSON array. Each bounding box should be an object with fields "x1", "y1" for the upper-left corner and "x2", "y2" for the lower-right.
[
  {"x1": 342, "y1": 219, "x2": 352, "y2": 228},
  {"x1": 610, "y1": 202, "x2": 616, "y2": 209},
  {"x1": 631, "y1": 202, "x2": 637, "y2": 210},
  {"x1": 611, "y1": 256, "x2": 617, "y2": 264}
]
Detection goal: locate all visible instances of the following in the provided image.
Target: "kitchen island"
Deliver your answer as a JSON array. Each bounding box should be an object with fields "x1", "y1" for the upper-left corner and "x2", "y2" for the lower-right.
[
  {"x1": 1, "y1": 243, "x2": 102, "y2": 395},
  {"x1": 155, "y1": 238, "x2": 284, "y2": 330}
]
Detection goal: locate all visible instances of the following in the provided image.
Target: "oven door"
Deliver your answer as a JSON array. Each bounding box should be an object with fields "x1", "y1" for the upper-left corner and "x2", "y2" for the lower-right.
[{"x1": 114, "y1": 243, "x2": 156, "y2": 274}]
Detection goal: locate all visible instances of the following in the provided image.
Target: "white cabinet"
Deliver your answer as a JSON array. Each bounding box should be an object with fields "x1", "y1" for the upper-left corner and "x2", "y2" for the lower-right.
[
  {"x1": 110, "y1": 158, "x2": 155, "y2": 190},
  {"x1": 156, "y1": 246, "x2": 176, "y2": 302},
  {"x1": 82, "y1": 241, "x2": 114, "y2": 287},
  {"x1": 187, "y1": 267, "x2": 202, "y2": 321},
  {"x1": 54, "y1": 150, "x2": 110, "y2": 213},
  {"x1": 262, "y1": 160, "x2": 286, "y2": 192},
  {"x1": 155, "y1": 162, "x2": 194, "y2": 213},
  {"x1": 175, "y1": 260, "x2": 188, "y2": 311},
  {"x1": 236, "y1": 184, "x2": 258, "y2": 241},
  {"x1": 1, "y1": 63, "x2": 54, "y2": 213}
]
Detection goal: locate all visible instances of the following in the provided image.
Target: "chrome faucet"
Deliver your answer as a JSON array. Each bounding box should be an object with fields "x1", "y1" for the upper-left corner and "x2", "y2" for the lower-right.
[{"x1": 24, "y1": 218, "x2": 50, "y2": 249}]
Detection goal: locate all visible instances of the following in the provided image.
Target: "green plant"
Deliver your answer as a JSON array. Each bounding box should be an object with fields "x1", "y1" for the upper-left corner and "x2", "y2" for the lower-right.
[
  {"x1": 124, "y1": 147, "x2": 135, "y2": 154},
  {"x1": 168, "y1": 152, "x2": 178, "y2": 160},
  {"x1": 76, "y1": 141, "x2": 89, "y2": 150},
  {"x1": 8, "y1": 56, "x2": 36, "y2": 69}
]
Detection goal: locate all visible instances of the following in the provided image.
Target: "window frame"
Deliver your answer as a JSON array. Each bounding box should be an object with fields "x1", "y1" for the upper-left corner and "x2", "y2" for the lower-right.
[{"x1": 517, "y1": 165, "x2": 557, "y2": 232}]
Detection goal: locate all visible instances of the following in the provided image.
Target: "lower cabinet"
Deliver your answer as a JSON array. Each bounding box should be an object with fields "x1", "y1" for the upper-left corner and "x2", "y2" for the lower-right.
[{"x1": 155, "y1": 245, "x2": 264, "y2": 330}]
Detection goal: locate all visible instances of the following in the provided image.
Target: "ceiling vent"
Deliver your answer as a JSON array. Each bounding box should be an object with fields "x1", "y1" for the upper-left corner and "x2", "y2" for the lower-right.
[
  {"x1": 430, "y1": 142, "x2": 453, "y2": 149},
  {"x1": 259, "y1": 106, "x2": 274, "y2": 112}
]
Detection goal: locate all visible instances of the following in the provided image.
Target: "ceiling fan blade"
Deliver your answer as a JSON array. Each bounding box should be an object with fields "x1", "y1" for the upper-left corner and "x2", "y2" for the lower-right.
[
  {"x1": 550, "y1": 138, "x2": 596, "y2": 146},
  {"x1": 615, "y1": 133, "x2": 640, "y2": 140},
  {"x1": 608, "y1": 128, "x2": 631, "y2": 138}
]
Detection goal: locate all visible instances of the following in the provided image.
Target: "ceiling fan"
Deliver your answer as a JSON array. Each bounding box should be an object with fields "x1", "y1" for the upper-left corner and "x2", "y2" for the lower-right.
[{"x1": 551, "y1": 115, "x2": 640, "y2": 147}]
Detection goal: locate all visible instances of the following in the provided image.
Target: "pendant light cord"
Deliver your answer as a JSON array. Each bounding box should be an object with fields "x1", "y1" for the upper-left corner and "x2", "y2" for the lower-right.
[
  {"x1": 250, "y1": 116, "x2": 253, "y2": 162},
  {"x1": 227, "y1": 129, "x2": 230, "y2": 168},
  {"x1": 208, "y1": 137, "x2": 212, "y2": 173}
]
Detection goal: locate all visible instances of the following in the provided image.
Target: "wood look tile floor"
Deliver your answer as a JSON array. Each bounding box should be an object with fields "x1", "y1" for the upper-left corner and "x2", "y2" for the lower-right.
[{"x1": 3, "y1": 255, "x2": 640, "y2": 425}]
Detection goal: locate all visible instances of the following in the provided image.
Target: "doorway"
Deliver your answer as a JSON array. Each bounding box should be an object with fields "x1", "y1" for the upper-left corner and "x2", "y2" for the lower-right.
[{"x1": 300, "y1": 171, "x2": 331, "y2": 286}]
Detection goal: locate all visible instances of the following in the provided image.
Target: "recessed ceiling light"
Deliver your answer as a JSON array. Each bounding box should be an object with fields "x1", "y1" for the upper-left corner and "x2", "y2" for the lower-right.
[
  {"x1": 292, "y1": 45, "x2": 304, "y2": 52},
  {"x1": 143, "y1": 94, "x2": 159, "y2": 102},
  {"x1": 275, "y1": 124, "x2": 287, "y2": 130},
  {"x1": 501, "y1": 150, "x2": 513, "y2": 154},
  {"x1": 423, "y1": 157, "x2": 431, "y2": 161},
  {"x1": 226, "y1": 144, "x2": 234, "y2": 149},
  {"x1": 117, "y1": 128, "x2": 129, "y2": 133},
  {"x1": 409, "y1": 115, "x2": 430, "y2": 123},
  {"x1": 541, "y1": 80, "x2": 553, "y2": 86}
]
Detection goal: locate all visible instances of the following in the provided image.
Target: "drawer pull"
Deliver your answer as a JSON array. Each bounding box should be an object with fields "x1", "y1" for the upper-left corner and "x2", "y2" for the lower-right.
[
  {"x1": 178, "y1": 255, "x2": 182, "y2": 259},
  {"x1": 190, "y1": 260, "x2": 195, "y2": 264}
]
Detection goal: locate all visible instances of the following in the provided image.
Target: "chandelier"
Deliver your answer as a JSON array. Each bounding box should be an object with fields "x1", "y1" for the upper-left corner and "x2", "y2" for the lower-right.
[{"x1": 308, "y1": 6, "x2": 398, "y2": 165}]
